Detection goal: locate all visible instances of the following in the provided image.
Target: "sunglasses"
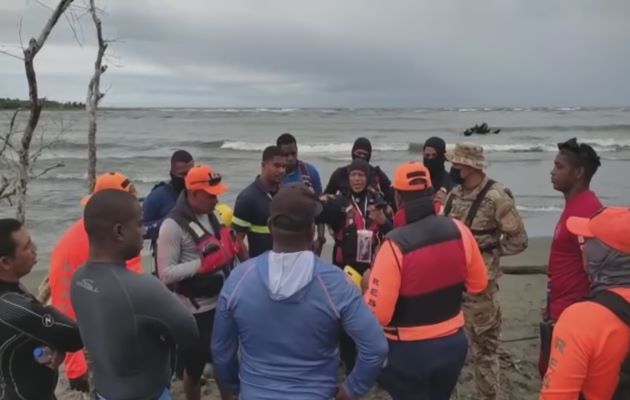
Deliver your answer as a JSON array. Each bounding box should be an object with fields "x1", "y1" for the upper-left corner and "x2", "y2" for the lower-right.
[{"x1": 190, "y1": 172, "x2": 222, "y2": 186}]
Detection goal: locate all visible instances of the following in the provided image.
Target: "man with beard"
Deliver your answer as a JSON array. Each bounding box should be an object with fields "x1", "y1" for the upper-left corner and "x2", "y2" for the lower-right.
[
  {"x1": 422, "y1": 137, "x2": 454, "y2": 212},
  {"x1": 143, "y1": 150, "x2": 194, "y2": 268}
]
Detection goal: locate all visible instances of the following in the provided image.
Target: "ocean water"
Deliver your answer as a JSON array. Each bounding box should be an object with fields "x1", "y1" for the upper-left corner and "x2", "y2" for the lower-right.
[{"x1": 1, "y1": 107, "x2": 629, "y2": 267}]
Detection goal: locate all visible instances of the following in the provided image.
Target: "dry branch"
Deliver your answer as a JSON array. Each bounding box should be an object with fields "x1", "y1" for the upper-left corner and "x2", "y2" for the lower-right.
[
  {"x1": 0, "y1": 0, "x2": 75, "y2": 220},
  {"x1": 86, "y1": 0, "x2": 108, "y2": 191}
]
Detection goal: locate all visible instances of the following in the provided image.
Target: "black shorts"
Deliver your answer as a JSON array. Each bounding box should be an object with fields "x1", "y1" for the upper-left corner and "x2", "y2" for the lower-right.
[{"x1": 178, "y1": 309, "x2": 215, "y2": 382}]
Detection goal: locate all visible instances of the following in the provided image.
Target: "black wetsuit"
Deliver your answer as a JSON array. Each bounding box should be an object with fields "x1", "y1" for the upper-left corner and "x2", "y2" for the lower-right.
[
  {"x1": 0, "y1": 280, "x2": 83, "y2": 400},
  {"x1": 325, "y1": 165, "x2": 396, "y2": 209},
  {"x1": 71, "y1": 262, "x2": 199, "y2": 400}
]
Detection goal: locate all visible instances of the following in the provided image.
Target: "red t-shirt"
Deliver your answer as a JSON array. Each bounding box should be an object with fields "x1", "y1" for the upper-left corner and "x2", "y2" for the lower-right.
[{"x1": 548, "y1": 190, "x2": 602, "y2": 321}]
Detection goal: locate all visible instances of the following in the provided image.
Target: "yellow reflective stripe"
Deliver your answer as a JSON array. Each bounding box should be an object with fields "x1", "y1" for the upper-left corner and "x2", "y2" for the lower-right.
[
  {"x1": 232, "y1": 216, "x2": 251, "y2": 228},
  {"x1": 250, "y1": 224, "x2": 270, "y2": 234}
]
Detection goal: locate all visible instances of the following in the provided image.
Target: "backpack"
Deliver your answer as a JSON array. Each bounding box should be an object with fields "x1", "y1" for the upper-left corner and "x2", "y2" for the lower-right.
[{"x1": 586, "y1": 290, "x2": 630, "y2": 400}]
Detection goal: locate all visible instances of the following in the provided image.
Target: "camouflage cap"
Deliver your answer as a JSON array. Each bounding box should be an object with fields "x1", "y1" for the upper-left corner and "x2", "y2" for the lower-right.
[{"x1": 445, "y1": 142, "x2": 487, "y2": 171}]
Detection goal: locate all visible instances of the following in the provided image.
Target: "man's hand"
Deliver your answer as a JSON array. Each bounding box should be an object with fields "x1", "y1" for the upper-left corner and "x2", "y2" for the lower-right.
[
  {"x1": 368, "y1": 206, "x2": 387, "y2": 226},
  {"x1": 336, "y1": 385, "x2": 353, "y2": 400},
  {"x1": 45, "y1": 350, "x2": 65, "y2": 370},
  {"x1": 434, "y1": 187, "x2": 447, "y2": 204},
  {"x1": 68, "y1": 374, "x2": 90, "y2": 393},
  {"x1": 319, "y1": 194, "x2": 335, "y2": 202}
]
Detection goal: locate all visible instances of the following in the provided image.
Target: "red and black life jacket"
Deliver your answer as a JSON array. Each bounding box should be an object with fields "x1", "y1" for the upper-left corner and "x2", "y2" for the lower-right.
[
  {"x1": 385, "y1": 214, "x2": 468, "y2": 334},
  {"x1": 333, "y1": 193, "x2": 381, "y2": 269},
  {"x1": 167, "y1": 197, "x2": 238, "y2": 304}
]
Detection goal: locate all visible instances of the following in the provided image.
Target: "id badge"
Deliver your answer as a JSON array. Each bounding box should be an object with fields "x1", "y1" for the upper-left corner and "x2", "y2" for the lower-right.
[{"x1": 356, "y1": 229, "x2": 373, "y2": 263}]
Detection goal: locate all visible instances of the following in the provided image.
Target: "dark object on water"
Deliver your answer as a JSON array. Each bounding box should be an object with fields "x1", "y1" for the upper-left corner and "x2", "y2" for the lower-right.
[{"x1": 464, "y1": 122, "x2": 501, "y2": 136}]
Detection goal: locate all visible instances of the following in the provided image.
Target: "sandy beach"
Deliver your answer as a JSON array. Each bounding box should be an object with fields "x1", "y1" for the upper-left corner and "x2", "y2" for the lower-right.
[{"x1": 23, "y1": 237, "x2": 550, "y2": 400}]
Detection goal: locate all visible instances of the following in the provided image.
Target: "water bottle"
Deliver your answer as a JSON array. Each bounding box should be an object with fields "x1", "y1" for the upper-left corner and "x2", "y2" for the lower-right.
[{"x1": 33, "y1": 346, "x2": 53, "y2": 364}]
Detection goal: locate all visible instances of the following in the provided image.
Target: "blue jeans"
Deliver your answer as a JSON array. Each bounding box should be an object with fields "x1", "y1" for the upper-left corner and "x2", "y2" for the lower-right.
[{"x1": 379, "y1": 328, "x2": 468, "y2": 400}]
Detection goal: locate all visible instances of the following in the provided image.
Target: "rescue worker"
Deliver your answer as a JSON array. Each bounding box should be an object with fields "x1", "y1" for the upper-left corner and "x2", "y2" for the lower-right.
[
  {"x1": 364, "y1": 161, "x2": 488, "y2": 400},
  {"x1": 443, "y1": 142, "x2": 528, "y2": 400},
  {"x1": 233, "y1": 145, "x2": 286, "y2": 259},
  {"x1": 318, "y1": 158, "x2": 393, "y2": 372},
  {"x1": 539, "y1": 138, "x2": 602, "y2": 376},
  {"x1": 541, "y1": 207, "x2": 630, "y2": 400},
  {"x1": 48, "y1": 171, "x2": 143, "y2": 394},
  {"x1": 157, "y1": 164, "x2": 239, "y2": 400},
  {"x1": 0, "y1": 218, "x2": 83, "y2": 400},
  {"x1": 325, "y1": 137, "x2": 395, "y2": 209}
]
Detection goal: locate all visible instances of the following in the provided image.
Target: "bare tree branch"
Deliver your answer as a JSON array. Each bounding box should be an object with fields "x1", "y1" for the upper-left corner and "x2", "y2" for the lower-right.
[
  {"x1": 13, "y1": 0, "x2": 75, "y2": 222},
  {"x1": 0, "y1": 49, "x2": 24, "y2": 61},
  {"x1": 18, "y1": 17, "x2": 25, "y2": 50},
  {"x1": 86, "y1": 0, "x2": 107, "y2": 191},
  {"x1": 0, "y1": 109, "x2": 21, "y2": 158},
  {"x1": 32, "y1": 162, "x2": 64, "y2": 180}
]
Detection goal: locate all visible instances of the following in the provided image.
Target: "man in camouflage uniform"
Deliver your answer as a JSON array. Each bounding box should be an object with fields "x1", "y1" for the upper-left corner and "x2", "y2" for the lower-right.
[{"x1": 444, "y1": 142, "x2": 528, "y2": 400}]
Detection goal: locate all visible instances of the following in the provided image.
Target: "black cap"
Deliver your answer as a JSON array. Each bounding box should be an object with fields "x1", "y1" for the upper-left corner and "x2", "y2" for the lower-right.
[{"x1": 270, "y1": 183, "x2": 323, "y2": 232}]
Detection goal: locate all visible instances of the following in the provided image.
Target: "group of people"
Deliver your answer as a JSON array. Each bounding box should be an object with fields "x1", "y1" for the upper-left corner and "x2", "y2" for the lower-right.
[{"x1": 0, "y1": 131, "x2": 628, "y2": 400}]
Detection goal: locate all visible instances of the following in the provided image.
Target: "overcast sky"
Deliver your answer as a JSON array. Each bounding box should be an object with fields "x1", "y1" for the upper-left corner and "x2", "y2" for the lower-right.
[{"x1": 1, "y1": 0, "x2": 629, "y2": 108}]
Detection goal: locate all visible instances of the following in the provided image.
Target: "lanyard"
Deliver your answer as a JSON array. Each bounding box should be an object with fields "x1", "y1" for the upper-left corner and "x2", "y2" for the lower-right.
[{"x1": 351, "y1": 196, "x2": 368, "y2": 226}]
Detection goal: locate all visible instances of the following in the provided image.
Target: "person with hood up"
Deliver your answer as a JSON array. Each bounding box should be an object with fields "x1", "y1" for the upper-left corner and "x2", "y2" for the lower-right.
[
  {"x1": 318, "y1": 158, "x2": 393, "y2": 372},
  {"x1": 211, "y1": 182, "x2": 388, "y2": 400},
  {"x1": 541, "y1": 207, "x2": 630, "y2": 400},
  {"x1": 422, "y1": 137, "x2": 454, "y2": 210},
  {"x1": 325, "y1": 137, "x2": 395, "y2": 209}
]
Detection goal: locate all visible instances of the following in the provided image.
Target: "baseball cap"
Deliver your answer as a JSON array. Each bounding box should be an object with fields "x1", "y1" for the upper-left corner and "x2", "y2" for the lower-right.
[
  {"x1": 566, "y1": 207, "x2": 630, "y2": 254},
  {"x1": 392, "y1": 161, "x2": 432, "y2": 191},
  {"x1": 185, "y1": 165, "x2": 228, "y2": 196},
  {"x1": 81, "y1": 172, "x2": 136, "y2": 205},
  {"x1": 270, "y1": 182, "x2": 323, "y2": 232}
]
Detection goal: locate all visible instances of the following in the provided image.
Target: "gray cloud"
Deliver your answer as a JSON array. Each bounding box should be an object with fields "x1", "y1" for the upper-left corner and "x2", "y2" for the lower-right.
[{"x1": 1, "y1": 0, "x2": 629, "y2": 107}]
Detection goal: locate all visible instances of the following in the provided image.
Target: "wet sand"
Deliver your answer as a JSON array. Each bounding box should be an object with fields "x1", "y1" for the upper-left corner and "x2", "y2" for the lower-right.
[{"x1": 24, "y1": 237, "x2": 550, "y2": 400}]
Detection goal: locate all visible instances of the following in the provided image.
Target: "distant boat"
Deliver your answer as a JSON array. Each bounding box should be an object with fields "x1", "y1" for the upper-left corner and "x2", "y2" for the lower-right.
[{"x1": 464, "y1": 122, "x2": 501, "y2": 136}]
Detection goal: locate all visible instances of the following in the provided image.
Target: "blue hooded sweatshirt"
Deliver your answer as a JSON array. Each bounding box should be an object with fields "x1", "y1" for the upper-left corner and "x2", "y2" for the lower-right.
[{"x1": 211, "y1": 251, "x2": 388, "y2": 400}]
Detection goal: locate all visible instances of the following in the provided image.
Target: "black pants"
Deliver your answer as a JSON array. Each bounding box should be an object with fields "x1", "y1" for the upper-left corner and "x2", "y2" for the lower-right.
[
  {"x1": 176, "y1": 309, "x2": 215, "y2": 382},
  {"x1": 379, "y1": 329, "x2": 468, "y2": 400}
]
